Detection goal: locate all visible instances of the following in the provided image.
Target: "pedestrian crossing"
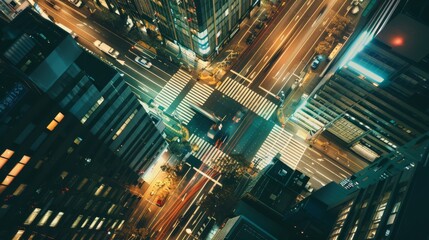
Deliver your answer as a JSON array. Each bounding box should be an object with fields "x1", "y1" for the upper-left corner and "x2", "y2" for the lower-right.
[
  {"x1": 154, "y1": 69, "x2": 191, "y2": 110},
  {"x1": 175, "y1": 82, "x2": 214, "y2": 125},
  {"x1": 254, "y1": 125, "x2": 307, "y2": 170},
  {"x1": 189, "y1": 135, "x2": 238, "y2": 173},
  {"x1": 216, "y1": 77, "x2": 277, "y2": 120}
]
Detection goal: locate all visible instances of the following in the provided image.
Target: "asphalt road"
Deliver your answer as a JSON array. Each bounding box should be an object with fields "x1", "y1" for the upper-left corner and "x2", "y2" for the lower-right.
[
  {"x1": 38, "y1": 0, "x2": 178, "y2": 101},
  {"x1": 228, "y1": 0, "x2": 351, "y2": 98},
  {"x1": 35, "y1": 0, "x2": 369, "y2": 235}
]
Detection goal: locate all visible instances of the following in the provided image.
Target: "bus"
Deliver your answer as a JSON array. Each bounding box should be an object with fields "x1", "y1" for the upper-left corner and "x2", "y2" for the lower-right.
[{"x1": 328, "y1": 43, "x2": 343, "y2": 61}]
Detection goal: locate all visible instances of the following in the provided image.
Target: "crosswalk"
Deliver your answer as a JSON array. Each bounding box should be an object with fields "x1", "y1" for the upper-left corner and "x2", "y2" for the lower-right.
[
  {"x1": 189, "y1": 135, "x2": 239, "y2": 173},
  {"x1": 216, "y1": 77, "x2": 277, "y2": 120},
  {"x1": 154, "y1": 69, "x2": 191, "y2": 110},
  {"x1": 254, "y1": 125, "x2": 307, "y2": 170},
  {"x1": 175, "y1": 82, "x2": 214, "y2": 125}
]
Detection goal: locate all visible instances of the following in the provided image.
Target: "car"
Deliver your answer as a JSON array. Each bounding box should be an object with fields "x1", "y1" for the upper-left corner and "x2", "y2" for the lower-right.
[
  {"x1": 215, "y1": 134, "x2": 229, "y2": 149},
  {"x1": 207, "y1": 123, "x2": 222, "y2": 139},
  {"x1": 45, "y1": 0, "x2": 61, "y2": 10},
  {"x1": 351, "y1": 5, "x2": 360, "y2": 15},
  {"x1": 232, "y1": 108, "x2": 247, "y2": 123},
  {"x1": 311, "y1": 55, "x2": 324, "y2": 69},
  {"x1": 93, "y1": 40, "x2": 120, "y2": 58},
  {"x1": 135, "y1": 56, "x2": 152, "y2": 68},
  {"x1": 68, "y1": 0, "x2": 83, "y2": 7},
  {"x1": 256, "y1": 20, "x2": 265, "y2": 29},
  {"x1": 311, "y1": 59, "x2": 320, "y2": 69},
  {"x1": 246, "y1": 34, "x2": 256, "y2": 45}
]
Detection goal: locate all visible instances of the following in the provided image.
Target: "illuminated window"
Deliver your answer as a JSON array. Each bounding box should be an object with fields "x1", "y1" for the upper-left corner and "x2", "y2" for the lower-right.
[
  {"x1": 81, "y1": 97, "x2": 104, "y2": 124},
  {"x1": 71, "y1": 215, "x2": 83, "y2": 228},
  {"x1": 54, "y1": 112, "x2": 64, "y2": 122},
  {"x1": 46, "y1": 120, "x2": 58, "y2": 131},
  {"x1": 2, "y1": 176, "x2": 14, "y2": 186},
  {"x1": 103, "y1": 187, "x2": 112, "y2": 197},
  {"x1": 74, "y1": 137, "x2": 83, "y2": 145},
  {"x1": 110, "y1": 220, "x2": 118, "y2": 229},
  {"x1": 9, "y1": 163, "x2": 25, "y2": 176},
  {"x1": 96, "y1": 218, "x2": 105, "y2": 230},
  {"x1": 1, "y1": 149, "x2": 14, "y2": 159},
  {"x1": 77, "y1": 178, "x2": 88, "y2": 190},
  {"x1": 94, "y1": 184, "x2": 105, "y2": 196},
  {"x1": 13, "y1": 184, "x2": 27, "y2": 196},
  {"x1": 24, "y1": 208, "x2": 41, "y2": 225},
  {"x1": 11, "y1": 230, "x2": 25, "y2": 240},
  {"x1": 117, "y1": 220, "x2": 125, "y2": 230},
  {"x1": 19, "y1": 155, "x2": 31, "y2": 164},
  {"x1": 0, "y1": 157, "x2": 7, "y2": 169},
  {"x1": 0, "y1": 149, "x2": 14, "y2": 169},
  {"x1": 81, "y1": 216, "x2": 90, "y2": 228},
  {"x1": 0, "y1": 185, "x2": 6, "y2": 194},
  {"x1": 112, "y1": 110, "x2": 138, "y2": 140},
  {"x1": 49, "y1": 212, "x2": 64, "y2": 227},
  {"x1": 107, "y1": 204, "x2": 116, "y2": 215},
  {"x1": 46, "y1": 112, "x2": 64, "y2": 131},
  {"x1": 89, "y1": 217, "x2": 99, "y2": 229},
  {"x1": 37, "y1": 210, "x2": 53, "y2": 226}
]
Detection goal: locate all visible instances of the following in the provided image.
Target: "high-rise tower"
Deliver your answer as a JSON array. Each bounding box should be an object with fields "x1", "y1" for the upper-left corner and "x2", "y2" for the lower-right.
[{"x1": 0, "y1": 9, "x2": 166, "y2": 239}]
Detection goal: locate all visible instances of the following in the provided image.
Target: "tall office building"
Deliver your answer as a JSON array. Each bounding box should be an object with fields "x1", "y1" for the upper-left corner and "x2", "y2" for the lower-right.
[
  {"x1": 327, "y1": 132, "x2": 429, "y2": 240},
  {"x1": 292, "y1": 0, "x2": 429, "y2": 162},
  {"x1": 114, "y1": 0, "x2": 259, "y2": 60},
  {"x1": 284, "y1": 131, "x2": 429, "y2": 239},
  {"x1": 0, "y1": 9, "x2": 166, "y2": 239}
]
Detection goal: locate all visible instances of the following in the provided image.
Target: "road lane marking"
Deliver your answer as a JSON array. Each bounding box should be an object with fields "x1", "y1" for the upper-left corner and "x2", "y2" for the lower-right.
[
  {"x1": 264, "y1": 1, "x2": 333, "y2": 95},
  {"x1": 55, "y1": 1, "x2": 87, "y2": 19},
  {"x1": 238, "y1": 0, "x2": 303, "y2": 74},
  {"x1": 125, "y1": 55, "x2": 168, "y2": 83},
  {"x1": 230, "y1": 69, "x2": 252, "y2": 82}
]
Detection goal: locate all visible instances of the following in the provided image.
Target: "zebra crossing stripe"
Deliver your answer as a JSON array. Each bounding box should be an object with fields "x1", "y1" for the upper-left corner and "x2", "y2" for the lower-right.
[
  {"x1": 188, "y1": 135, "x2": 230, "y2": 171},
  {"x1": 242, "y1": 89, "x2": 257, "y2": 108},
  {"x1": 176, "y1": 82, "x2": 214, "y2": 124},
  {"x1": 217, "y1": 77, "x2": 277, "y2": 119},
  {"x1": 154, "y1": 70, "x2": 191, "y2": 110},
  {"x1": 253, "y1": 125, "x2": 307, "y2": 169}
]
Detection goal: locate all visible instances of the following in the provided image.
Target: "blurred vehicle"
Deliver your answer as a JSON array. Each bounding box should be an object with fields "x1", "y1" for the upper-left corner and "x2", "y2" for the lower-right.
[
  {"x1": 135, "y1": 56, "x2": 152, "y2": 68},
  {"x1": 93, "y1": 40, "x2": 119, "y2": 58},
  {"x1": 155, "y1": 188, "x2": 169, "y2": 207},
  {"x1": 68, "y1": 0, "x2": 82, "y2": 7},
  {"x1": 232, "y1": 108, "x2": 247, "y2": 123},
  {"x1": 246, "y1": 34, "x2": 256, "y2": 45},
  {"x1": 207, "y1": 123, "x2": 222, "y2": 139},
  {"x1": 351, "y1": 5, "x2": 360, "y2": 14},
  {"x1": 215, "y1": 134, "x2": 229, "y2": 149},
  {"x1": 45, "y1": 0, "x2": 61, "y2": 10},
  {"x1": 256, "y1": 20, "x2": 265, "y2": 29}
]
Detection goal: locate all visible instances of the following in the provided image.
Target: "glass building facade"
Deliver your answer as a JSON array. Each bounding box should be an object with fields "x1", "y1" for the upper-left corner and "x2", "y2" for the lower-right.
[
  {"x1": 0, "y1": 9, "x2": 166, "y2": 239},
  {"x1": 116, "y1": 0, "x2": 259, "y2": 60},
  {"x1": 328, "y1": 132, "x2": 429, "y2": 240},
  {"x1": 292, "y1": 0, "x2": 429, "y2": 161}
]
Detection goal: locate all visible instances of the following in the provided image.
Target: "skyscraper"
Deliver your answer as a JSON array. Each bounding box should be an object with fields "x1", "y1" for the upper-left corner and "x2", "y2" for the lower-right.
[
  {"x1": 115, "y1": 0, "x2": 259, "y2": 60},
  {"x1": 292, "y1": 0, "x2": 429, "y2": 162},
  {"x1": 284, "y1": 131, "x2": 429, "y2": 240},
  {"x1": 0, "y1": 9, "x2": 166, "y2": 239}
]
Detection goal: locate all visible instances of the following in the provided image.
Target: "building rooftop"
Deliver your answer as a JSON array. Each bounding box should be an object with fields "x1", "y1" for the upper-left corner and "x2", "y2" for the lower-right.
[{"x1": 376, "y1": 14, "x2": 429, "y2": 62}]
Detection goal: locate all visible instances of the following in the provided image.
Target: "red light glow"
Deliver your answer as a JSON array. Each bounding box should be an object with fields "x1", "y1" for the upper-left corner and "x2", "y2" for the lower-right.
[{"x1": 392, "y1": 36, "x2": 404, "y2": 46}]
